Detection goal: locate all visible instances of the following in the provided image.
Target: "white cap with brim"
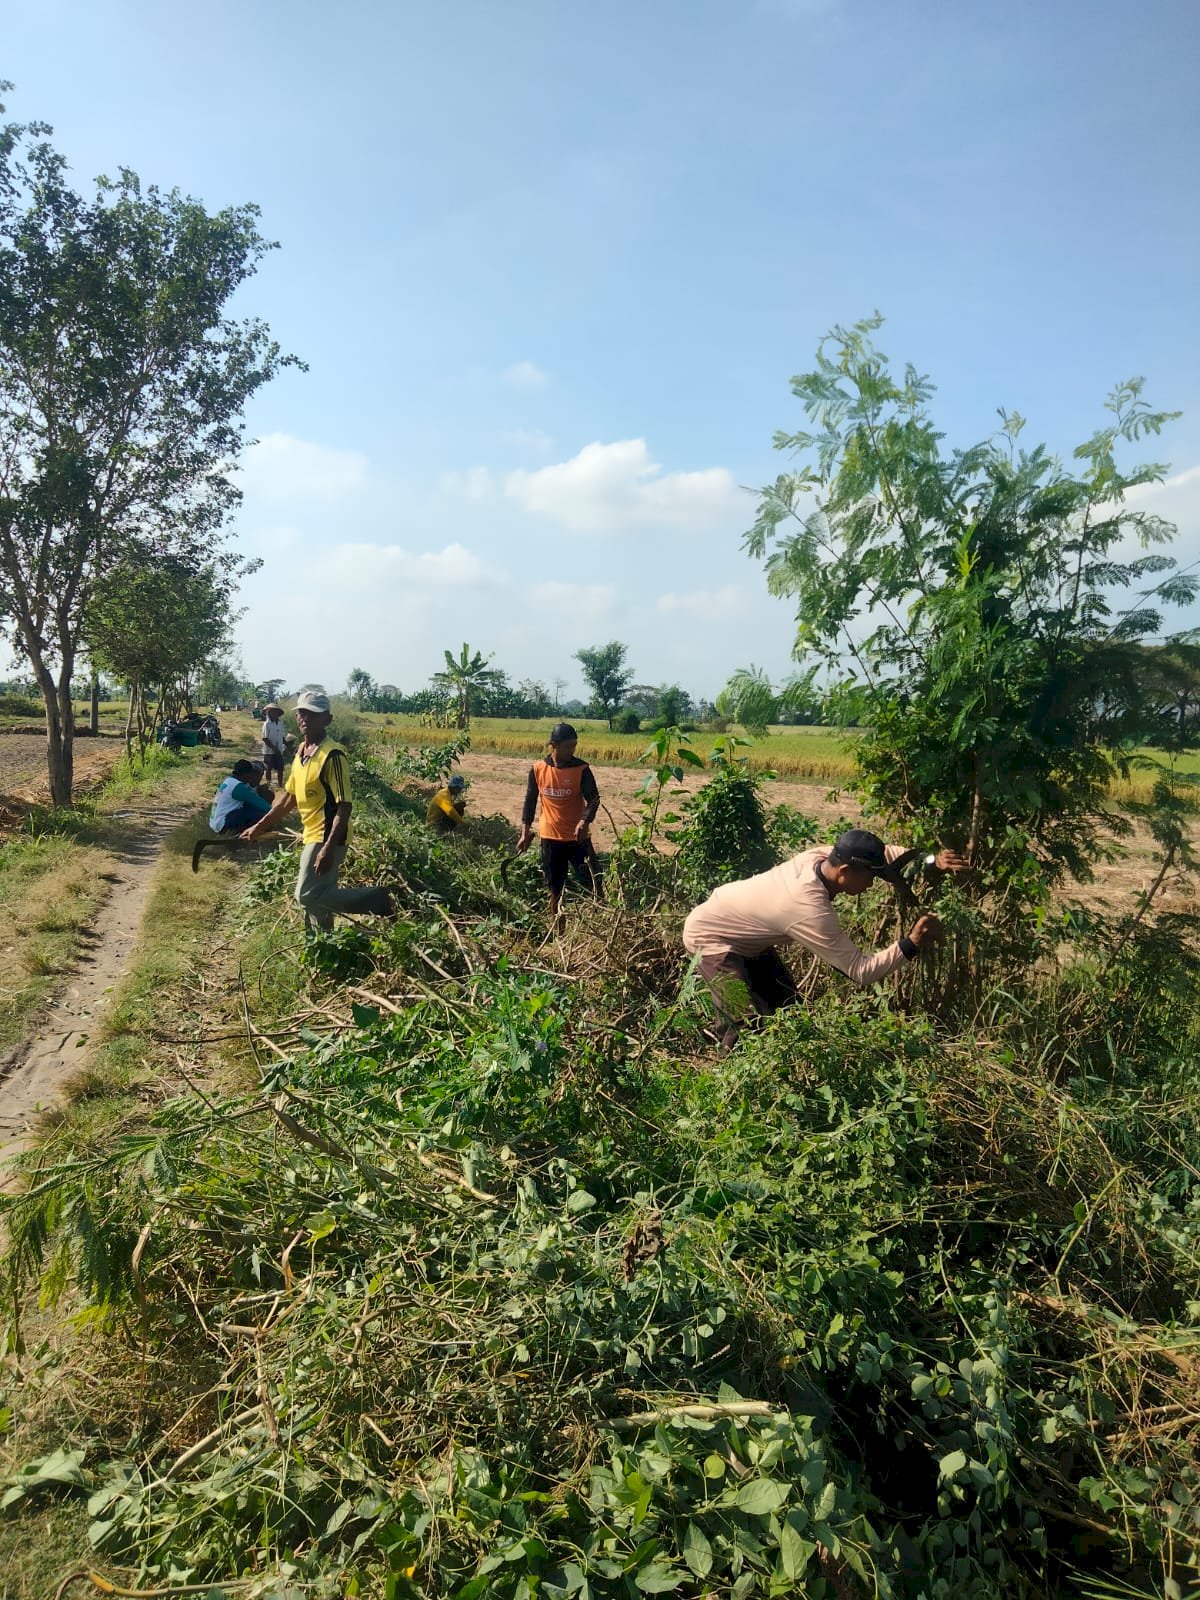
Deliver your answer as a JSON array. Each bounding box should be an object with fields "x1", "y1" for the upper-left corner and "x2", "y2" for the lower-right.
[{"x1": 295, "y1": 690, "x2": 331, "y2": 714}]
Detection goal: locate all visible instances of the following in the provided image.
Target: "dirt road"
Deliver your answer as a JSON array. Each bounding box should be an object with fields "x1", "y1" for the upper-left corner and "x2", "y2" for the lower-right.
[{"x1": 0, "y1": 799, "x2": 195, "y2": 1174}]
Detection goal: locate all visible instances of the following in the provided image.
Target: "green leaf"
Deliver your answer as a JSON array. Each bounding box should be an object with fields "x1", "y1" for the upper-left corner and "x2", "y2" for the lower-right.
[
  {"x1": 683, "y1": 1521, "x2": 713, "y2": 1579},
  {"x1": 735, "y1": 1478, "x2": 788, "y2": 1515},
  {"x1": 779, "y1": 1512, "x2": 816, "y2": 1580},
  {"x1": 939, "y1": 1450, "x2": 967, "y2": 1478},
  {"x1": 351, "y1": 1002, "x2": 380, "y2": 1026},
  {"x1": 812, "y1": 1480, "x2": 837, "y2": 1521},
  {"x1": 565, "y1": 1189, "x2": 597, "y2": 1214},
  {"x1": 634, "y1": 1562, "x2": 686, "y2": 1593},
  {"x1": 703, "y1": 1453, "x2": 725, "y2": 1480},
  {"x1": 0, "y1": 1446, "x2": 88, "y2": 1509}
]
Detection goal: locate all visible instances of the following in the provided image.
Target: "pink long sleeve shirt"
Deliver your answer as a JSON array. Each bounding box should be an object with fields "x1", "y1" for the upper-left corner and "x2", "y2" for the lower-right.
[{"x1": 682, "y1": 845, "x2": 912, "y2": 988}]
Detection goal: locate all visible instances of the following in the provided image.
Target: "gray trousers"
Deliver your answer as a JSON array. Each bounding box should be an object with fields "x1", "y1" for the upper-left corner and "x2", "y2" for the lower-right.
[{"x1": 294, "y1": 843, "x2": 390, "y2": 930}]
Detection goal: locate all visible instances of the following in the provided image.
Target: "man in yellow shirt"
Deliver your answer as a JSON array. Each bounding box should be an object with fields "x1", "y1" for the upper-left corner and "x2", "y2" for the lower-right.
[
  {"x1": 426, "y1": 773, "x2": 467, "y2": 833},
  {"x1": 241, "y1": 689, "x2": 393, "y2": 929}
]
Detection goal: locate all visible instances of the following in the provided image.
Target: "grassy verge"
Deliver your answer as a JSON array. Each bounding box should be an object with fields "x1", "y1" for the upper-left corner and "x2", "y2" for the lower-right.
[
  {"x1": 0, "y1": 833, "x2": 110, "y2": 1057},
  {"x1": 0, "y1": 792, "x2": 290, "y2": 1595},
  {"x1": 42, "y1": 816, "x2": 295, "y2": 1151},
  {"x1": 0, "y1": 753, "x2": 216, "y2": 1058}
]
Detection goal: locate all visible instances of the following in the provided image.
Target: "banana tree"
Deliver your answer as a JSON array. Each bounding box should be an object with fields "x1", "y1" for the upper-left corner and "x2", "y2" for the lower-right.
[{"x1": 432, "y1": 643, "x2": 500, "y2": 729}]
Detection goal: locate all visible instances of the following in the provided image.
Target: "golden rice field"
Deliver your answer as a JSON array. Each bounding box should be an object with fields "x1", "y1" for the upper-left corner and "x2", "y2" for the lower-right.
[{"x1": 364, "y1": 714, "x2": 1198, "y2": 801}]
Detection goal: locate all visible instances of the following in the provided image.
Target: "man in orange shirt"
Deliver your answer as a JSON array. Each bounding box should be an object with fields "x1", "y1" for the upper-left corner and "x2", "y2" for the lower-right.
[{"x1": 516, "y1": 722, "x2": 601, "y2": 927}]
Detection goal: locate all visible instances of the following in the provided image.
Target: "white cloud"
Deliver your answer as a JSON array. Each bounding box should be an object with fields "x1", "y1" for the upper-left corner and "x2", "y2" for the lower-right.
[
  {"x1": 505, "y1": 439, "x2": 742, "y2": 535},
  {"x1": 1126, "y1": 464, "x2": 1200, "y2": 499},
  {"x1": 529, "y1": 580, "x2": 618, "y2": 621},
  {"x1": 240, "y1": 432, "x2": 368, "y2": 503},
  {"x1": 656, "y1": 585, "x2": 747, "y2": 622},
  {"x1": 439, "y1": 465, "x2": 494, "y2": 501},
  {"x1": 1104, "y1": 462, "x2": 1200, "y2": 569},
  {"x1": 503, "y1": 360, "x2": 549, "y2": 388},
  {"x1": 1120, "y1": 463, "x2": 1200, "y2": 514},
  {"x1": 319, "y1": 540, "x2": 500, "y2": 593},
  {"x1": 498, "y1": 426, "x2": 555, "y2": 453}
]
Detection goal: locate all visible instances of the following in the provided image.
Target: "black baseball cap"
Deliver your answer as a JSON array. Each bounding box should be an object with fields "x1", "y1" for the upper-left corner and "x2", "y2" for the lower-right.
[{"x1": 830, "y1": 829, "x2": 900, "y2": 882}]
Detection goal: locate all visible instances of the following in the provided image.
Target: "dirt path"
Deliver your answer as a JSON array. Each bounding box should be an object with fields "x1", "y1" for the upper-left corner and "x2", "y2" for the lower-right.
[{"x1": 0, "y1": 800, "x2": 195, "y2": 1174}]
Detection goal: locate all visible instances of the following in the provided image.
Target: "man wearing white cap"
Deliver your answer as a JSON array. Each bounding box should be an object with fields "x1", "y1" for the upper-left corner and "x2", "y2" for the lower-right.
[
  {"x1": 241, "y1": 689, "x2": 393, "y2": 928},
  {"x1": 260, "y1": 703, "x2": 287, "y2": 786}
]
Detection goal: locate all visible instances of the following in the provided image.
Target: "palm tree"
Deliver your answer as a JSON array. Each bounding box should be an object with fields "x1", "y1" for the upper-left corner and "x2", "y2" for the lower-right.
[{"x1": 432, "y1": 643, "x2": 500, "y2": 729}]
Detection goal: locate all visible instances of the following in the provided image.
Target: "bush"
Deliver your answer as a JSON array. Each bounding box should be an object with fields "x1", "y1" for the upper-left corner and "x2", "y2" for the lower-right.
[
  {"x1": 613, "y1": 707, "x2": 640, "y2": 734},
  {"x1": 676, "y1": 767, "x2": 776, "y2": 898},
  {"x1": 0, "y1": 691, "x2": 42, "y2": 718},
  {"x1": 767, "y1": 801, "x2": 820, "y2": 858}
]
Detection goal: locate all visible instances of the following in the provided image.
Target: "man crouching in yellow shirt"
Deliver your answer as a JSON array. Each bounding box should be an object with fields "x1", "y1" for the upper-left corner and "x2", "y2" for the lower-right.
[
  {"x1": 426, "y1": 773, "x2": 467, "y2": 833},
  {"x1": 241, "y1": 688, "x2": 393, "y2": 929}
]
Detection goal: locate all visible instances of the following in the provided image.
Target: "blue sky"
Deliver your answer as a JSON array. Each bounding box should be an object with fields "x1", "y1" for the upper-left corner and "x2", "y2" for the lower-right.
[{"x1": 6, "y1": 0, "x2": 1200, "y2": 701}]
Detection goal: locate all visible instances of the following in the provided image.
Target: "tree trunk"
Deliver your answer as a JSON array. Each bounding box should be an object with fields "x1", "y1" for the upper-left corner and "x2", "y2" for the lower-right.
[
  {"x1": 89, "y1": 672, "x2": 100, "y2": 735},
  {"x1": 123, "y1": 683, "x2": 136, "y2": 759},
  {"x1": 33, "y1": 658, "x2": 75, "y2": 809}
]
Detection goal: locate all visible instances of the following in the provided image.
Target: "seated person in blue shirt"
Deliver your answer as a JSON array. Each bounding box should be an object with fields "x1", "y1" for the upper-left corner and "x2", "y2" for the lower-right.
[{"x1": 209, "y1": 759, "x2": 272, "y2": 836}]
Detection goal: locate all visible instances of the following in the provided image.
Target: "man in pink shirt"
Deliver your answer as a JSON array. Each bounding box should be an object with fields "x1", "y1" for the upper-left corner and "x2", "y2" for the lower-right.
[{"x1": 683, "y1": 828, "x2": 968, "y2": 1048}]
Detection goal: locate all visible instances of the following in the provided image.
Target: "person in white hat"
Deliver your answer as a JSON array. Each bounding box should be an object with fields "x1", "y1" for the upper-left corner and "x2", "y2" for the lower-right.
[
  {"x1": 241, "y1": 689, "x2": 393, "y2": 928},
  {"x1": 259, "y1": 703, "x2": 287, "y2": 786}
]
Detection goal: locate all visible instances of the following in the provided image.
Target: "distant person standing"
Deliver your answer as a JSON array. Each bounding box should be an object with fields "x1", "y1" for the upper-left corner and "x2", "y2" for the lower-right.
[
  {"x1": 260, "y1": 703, "x2": 286, "y2": 786},
  {"x1": 241, "y1": 689, "x2": 393, "y2": 930},
  {"x1": 426, "y1": 773, "x2": 468, "y2": 833},
  {"x1": 517, "y1": 722, "x2": 601, "y2": 927}
]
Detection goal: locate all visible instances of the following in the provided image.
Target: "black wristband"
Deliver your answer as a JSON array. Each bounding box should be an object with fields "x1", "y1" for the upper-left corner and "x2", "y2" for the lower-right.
[{"x1": 899, "y1": 935, "x2": 918, "y2": 961}]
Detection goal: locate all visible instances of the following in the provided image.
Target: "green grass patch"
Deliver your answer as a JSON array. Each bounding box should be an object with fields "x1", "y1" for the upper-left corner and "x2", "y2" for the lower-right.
[{"x1": 0, "y1": 833, "x2": 109, "y2": 1053}]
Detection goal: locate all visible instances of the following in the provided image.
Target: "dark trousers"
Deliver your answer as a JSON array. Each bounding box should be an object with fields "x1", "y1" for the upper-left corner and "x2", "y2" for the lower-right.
[
  {"x1": 540, "y1": 838, "x2": 602, "y2": 899},
  {"x1": 699, "y1": 947, "x2": 798, "y2": 1050},
  {"x1": 220, "y1": 803, "x2": 266, "y2": 835}
]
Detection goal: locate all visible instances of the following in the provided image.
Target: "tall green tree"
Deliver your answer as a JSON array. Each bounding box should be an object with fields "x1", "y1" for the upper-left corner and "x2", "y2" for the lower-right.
[
  {"x1": 746, "y1": 316, "x2": 1196, "y2": 972},
  {"x1": 345, "y1": 667, "x2": 379, "y2": 709},
  {"x1": 716, "y1": 666, "x2": 819, "y2": 734},
  {"x1": 575, "y1": 641, "x2": 634, "y2": 728},
  {"x1": 654, "y1": 683, "x2": 694, "y2": 728},
  {"x1": 197, "y1": 655, "x2": 251, "y2": 708},
  {"x1": 87, "y1": 549, "x2": 232, "y2": 757},
  {"x1": 0, "y1": 90, "x2": 296, "y2": 804},
  {"x1": 716, "y1": 666, "x2": 778, "y2": 736},
  {"x1": 432, "y1": 643, "x2": 500, "y2": 729}
]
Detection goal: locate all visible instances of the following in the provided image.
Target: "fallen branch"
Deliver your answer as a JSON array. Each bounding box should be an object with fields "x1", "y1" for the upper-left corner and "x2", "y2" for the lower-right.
[
  {"x1": 55, "y1": 1573, "x2": 262, "y2": 1600},
  {"x1": 605, "y1": 1400, "x2": 777, "y2": 1432}
]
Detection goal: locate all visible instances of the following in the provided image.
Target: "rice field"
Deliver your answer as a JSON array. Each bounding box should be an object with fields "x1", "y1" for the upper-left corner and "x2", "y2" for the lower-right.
[{"x1": 362, "y1": 714, "x2": 1198, "y2": 801}]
